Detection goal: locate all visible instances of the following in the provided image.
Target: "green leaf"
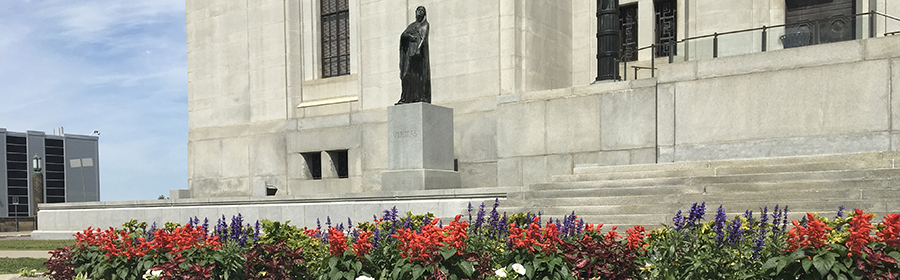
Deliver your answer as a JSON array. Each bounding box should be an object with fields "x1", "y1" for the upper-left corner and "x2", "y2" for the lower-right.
[
  {"x1": 412, "y1": 265, "x2": 425, "y2": 280},
  {"x1": 813, "y1": 254, "x2": 834, "y2": 277},
  {"x1": 441, "y1": 247, "x2": 456, "y2": 260},
  {"x1": 762, "y1": 258, "x2": 779, "y2": 271},
  {"x1": 352, "y1": 260, "x2": 362, "y2": 273},
  {"x1": 525, "y1": 262, "x2": 535, "y2": 279},
  {"x1": 888, "y1": 251, "x2": 900, "y2": 262},
  {"x1": 802, "y1": 257, "x2": 813, "y2": 272},
  {"x1": 329, "y1": 256, "x2": 338, "y2": 270},
  {"x1": 459, "y1": 261, "x2": 474, "y2": 277}
]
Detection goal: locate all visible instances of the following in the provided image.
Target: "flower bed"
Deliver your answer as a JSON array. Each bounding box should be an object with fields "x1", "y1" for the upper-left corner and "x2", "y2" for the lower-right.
[{"x1": 43, "y1": 200, "x2": 900, "y2": 280}]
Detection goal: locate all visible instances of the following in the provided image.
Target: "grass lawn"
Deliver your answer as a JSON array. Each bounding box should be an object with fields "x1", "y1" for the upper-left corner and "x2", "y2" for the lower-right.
[
  {"x1": 0, "y1": 240, "x2": 74, "y2": 251},
  {"x1": 0, "y1": 257, "x2": 47, "y2": 274}
]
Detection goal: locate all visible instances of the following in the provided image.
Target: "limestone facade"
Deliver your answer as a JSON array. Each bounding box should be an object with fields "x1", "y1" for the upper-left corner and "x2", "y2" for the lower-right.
[{"x1": 185, "y1": 0, "x2": 900, "y2": 198}]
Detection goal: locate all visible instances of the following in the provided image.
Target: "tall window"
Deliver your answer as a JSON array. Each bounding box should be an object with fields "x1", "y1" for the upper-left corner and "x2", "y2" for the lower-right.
[
  {"x1": 654, "y1": 0, "x2": 677, "y2": 57},
  {"x1": 321, "y1": 0, "x2": 350, "y2": 78},
  {"x1": 620, "y1": 5, "x2": 638, "y2": 62}
]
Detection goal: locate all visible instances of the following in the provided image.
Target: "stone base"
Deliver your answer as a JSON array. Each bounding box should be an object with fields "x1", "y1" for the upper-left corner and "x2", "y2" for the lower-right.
[{"x1": 381, "y1": 169, "x2": 461, "y2": 191}]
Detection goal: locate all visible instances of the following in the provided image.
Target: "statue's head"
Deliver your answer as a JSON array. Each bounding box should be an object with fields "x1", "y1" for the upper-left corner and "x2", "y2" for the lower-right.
[{"x1": 416, "y1": 6, "x2": 426, "y2": 21}]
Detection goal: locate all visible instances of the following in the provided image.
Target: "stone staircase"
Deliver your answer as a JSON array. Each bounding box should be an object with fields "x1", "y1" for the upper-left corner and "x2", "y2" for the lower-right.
[{"x1": 494, "y1": 151, "x2": 900, "y2": 229}]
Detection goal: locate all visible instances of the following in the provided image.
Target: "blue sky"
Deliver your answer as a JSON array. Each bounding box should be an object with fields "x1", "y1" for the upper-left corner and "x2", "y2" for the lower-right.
[{"x1": 0, "y1": 0, "x2": 187, "y2": 201}]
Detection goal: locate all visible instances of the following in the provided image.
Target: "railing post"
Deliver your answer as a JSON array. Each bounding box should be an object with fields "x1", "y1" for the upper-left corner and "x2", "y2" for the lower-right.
[
  {"x1": 651, "y1": 44, "x2": 655, "y2": 77},
  {"x1": 761, "y1": 26, "x2": 767, "y2": 52},
  {"x1": 623, "y1": 56, "x2": 628, "y2": 81},
  {"x1": 713, "y1": 32, "x2": 718, "y2": 58},
  {"x1": 870, "y1": 10, "x2": 876, "y2": 38},
  {"x1": 668, "y1": 41, "x2": 674, "y2": 63}
]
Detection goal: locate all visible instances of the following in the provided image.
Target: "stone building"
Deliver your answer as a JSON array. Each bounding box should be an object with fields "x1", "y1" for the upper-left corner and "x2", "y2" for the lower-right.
[
  {"x1": 32, "y1": 0, "x2": 900, "y2": 238},
  {"x1": 184, "y1": 0, "x2": 900, "y2": 198}
]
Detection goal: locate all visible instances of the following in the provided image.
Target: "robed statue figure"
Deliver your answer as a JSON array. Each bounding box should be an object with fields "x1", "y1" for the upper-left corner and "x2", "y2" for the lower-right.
[{"x1": 396, "y1": 6, "x2": 431, "y2": 105}]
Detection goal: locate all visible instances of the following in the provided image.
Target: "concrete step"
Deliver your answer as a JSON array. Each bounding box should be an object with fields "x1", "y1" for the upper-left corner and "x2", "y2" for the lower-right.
[
  {"x1": 558, "y1": 166, "x2": 900, "y2": 184},
  {"x1": 517, "y1": 188, "x2": 900, "y2": 208},
  {"x1": 701, "y1": 178, "x2": 896, "y2": 194},
  {"x1": 573, "y1": 151, "x2": 900, "y2": 175},
  {"x1": 520, "y1": 185, "x2": 702, "y2": 199},
  {"x1": 713, "y1": 160, "x2": 892, "y2": 176}
]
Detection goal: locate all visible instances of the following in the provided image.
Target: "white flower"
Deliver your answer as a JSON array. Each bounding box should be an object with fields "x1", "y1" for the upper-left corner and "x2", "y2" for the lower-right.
[
  {"x1": 511, "y1": 263, "x2": 526, "y2": 275},
  {"x1": 494, "y1": 268, "x2": 508, "y2": 278},
  {"x1": 355, "y1": 276, "x2": 375, "y2": 280},
  {"x1": 142, "y1": 270, "x2": 163, "y2": 280}
]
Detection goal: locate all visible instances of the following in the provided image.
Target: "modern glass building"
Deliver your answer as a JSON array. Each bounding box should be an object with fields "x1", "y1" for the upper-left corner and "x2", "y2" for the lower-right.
[{"x1": 0, "y1": 128, "x2": 99, "y2": 217}]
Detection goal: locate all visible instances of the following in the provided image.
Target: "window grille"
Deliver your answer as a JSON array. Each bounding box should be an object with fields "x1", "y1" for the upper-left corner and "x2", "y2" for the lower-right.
[
  {"x1": 620, "y1": 5, "x2": 638, "y2": 62},
  {"x1": 654, "y1": 0, "x2": 677, "y2": 57},
  {"x1": 321, "y1": 0, "x2": 350, "y2": 78}
]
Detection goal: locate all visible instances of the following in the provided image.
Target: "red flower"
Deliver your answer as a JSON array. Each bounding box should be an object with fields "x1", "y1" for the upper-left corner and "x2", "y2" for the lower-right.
[
  {"x1": 604, "y1": 226, "x2": 621, "y2": 241},
  {"x1": 625, "y1": 225, "x2": 647, "y2": 249},
  {"x1": 353, "y1": 230, "x2": 373, "y2": 257},
  {"x1": 444, "y1": 215, "x2": 469, "y2": 254},
  {"x1": 877, "y1": 213, "x2": 900, "y2": 246},
  {"x1": 391, "y1": 218, "x2": 445, "y2": 261},
  {"x1": 846, "y1": 209, "x2": 875, "y2": 256},
  {"x1": 785, "y1": 213, "x2": 833, "y2": 252},
  {"x1": 327, "y1": 227, "x2": 348, "y2": 256}
]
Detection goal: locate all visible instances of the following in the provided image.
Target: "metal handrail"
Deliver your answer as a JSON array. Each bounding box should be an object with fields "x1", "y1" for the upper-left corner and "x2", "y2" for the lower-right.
[{"x1": 616, "y1": 11, "x2": 900, "y2": 81}]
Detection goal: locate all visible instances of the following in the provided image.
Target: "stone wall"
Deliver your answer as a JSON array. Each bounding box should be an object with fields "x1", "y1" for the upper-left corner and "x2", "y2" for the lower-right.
[
  {"x1": 658, "y1": 36, "x2": 900, "y2": 162},
  {"x1": 184, "y1": 0, "x2": 900, "y2": 198}
]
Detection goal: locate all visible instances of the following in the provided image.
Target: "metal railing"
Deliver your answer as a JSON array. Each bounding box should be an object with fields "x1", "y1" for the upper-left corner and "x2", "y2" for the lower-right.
[{"x1": 617, "y1": 11, "x2": 900, "y2": 81}]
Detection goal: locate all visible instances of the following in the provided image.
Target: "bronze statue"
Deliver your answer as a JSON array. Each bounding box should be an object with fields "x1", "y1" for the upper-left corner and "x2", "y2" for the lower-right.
[{"x1": 396, "y1": 6, "x2": 431, "y2": 105}]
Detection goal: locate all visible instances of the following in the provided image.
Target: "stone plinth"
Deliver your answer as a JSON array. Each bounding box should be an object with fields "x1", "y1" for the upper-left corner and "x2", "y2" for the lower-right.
[{"x1": 383, "y1": 103, "x2": 460, "y2": 191}]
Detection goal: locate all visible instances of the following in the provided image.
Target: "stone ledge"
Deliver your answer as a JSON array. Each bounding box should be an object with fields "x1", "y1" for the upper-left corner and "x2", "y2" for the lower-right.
[{"x1": 36, "y1": 187, "x2": 522, "y2": 210}]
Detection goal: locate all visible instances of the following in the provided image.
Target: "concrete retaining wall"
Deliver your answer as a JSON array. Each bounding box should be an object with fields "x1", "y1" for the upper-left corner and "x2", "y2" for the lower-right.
[{"x1": 33, "y1": 188, "x2": 516, "y2": 239}]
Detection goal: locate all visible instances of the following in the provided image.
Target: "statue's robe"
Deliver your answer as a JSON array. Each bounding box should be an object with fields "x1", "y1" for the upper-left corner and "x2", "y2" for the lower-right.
[{"x1": 397, "y1": 16, "x2": 431, "y2": 104}]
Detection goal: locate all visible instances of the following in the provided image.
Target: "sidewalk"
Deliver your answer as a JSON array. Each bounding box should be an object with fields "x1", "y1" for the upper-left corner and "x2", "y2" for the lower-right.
[{"x1": 0, "y1": 251, "x2": 49, "y2": 258}]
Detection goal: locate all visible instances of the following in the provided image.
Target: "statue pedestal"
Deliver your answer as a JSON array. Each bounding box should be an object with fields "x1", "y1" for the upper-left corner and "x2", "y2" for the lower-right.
[{"x1": 381, "y1": 103, "x2": 460, "y2": 191}]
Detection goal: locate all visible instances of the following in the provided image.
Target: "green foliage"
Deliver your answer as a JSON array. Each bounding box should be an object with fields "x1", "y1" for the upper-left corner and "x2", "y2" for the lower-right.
[
  {"x1": 505, "y1": 248, "x2": 573, "y2": 280},
  {"x1": 761, "y1": 243, "x2": 859, "y2": 280},
  {"x1": 320, "y1": 249, "x2": 375, "y2": 280},
  {"x1": 258, "y1": 219, "x2": 327, "y2": 276}
]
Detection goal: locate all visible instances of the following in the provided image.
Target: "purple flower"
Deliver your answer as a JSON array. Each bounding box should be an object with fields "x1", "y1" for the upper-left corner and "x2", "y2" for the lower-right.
[
  {"x1": 713, "y1": 205, "x2": 727, "y2": 245},
  {"x1": 782, "y1": 205, "x2": 790, "y2": 232},
  {"x1": 727, "y1": 216, "x2": 744, "y2": 245},
  {"x1": 252, "y1": 220, "x2": 261, "y2": 243},
  {"x1": 834, "y1": 205, "x2": 846, "y2": 230},
  {"x1": 687, "y1": 202, "x2": 706, "y2": 227},
  {"x1": 835, "y1": 205, "x2": 846, "y2": 219},
  {"x1": 467, "y1": 202, "x2": 474, "y2": 222},
  {"x1": 673, "y1": 210, "x2": 686, "y2": 231},
  {"x1": 771, "y1": 205, "x2": 782, "y2": 233},
  {"x1": 473, "y1": 202, "x2": 486, "y2": 232},
  {"x1": 752, "y1": 226, "x2": 766, "y2": 260}
]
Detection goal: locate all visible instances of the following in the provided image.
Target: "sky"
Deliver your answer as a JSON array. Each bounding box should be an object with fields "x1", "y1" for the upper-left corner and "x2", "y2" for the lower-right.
[{"x1": 0, "y1": 0, "x2": 188, "y2": 201}]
